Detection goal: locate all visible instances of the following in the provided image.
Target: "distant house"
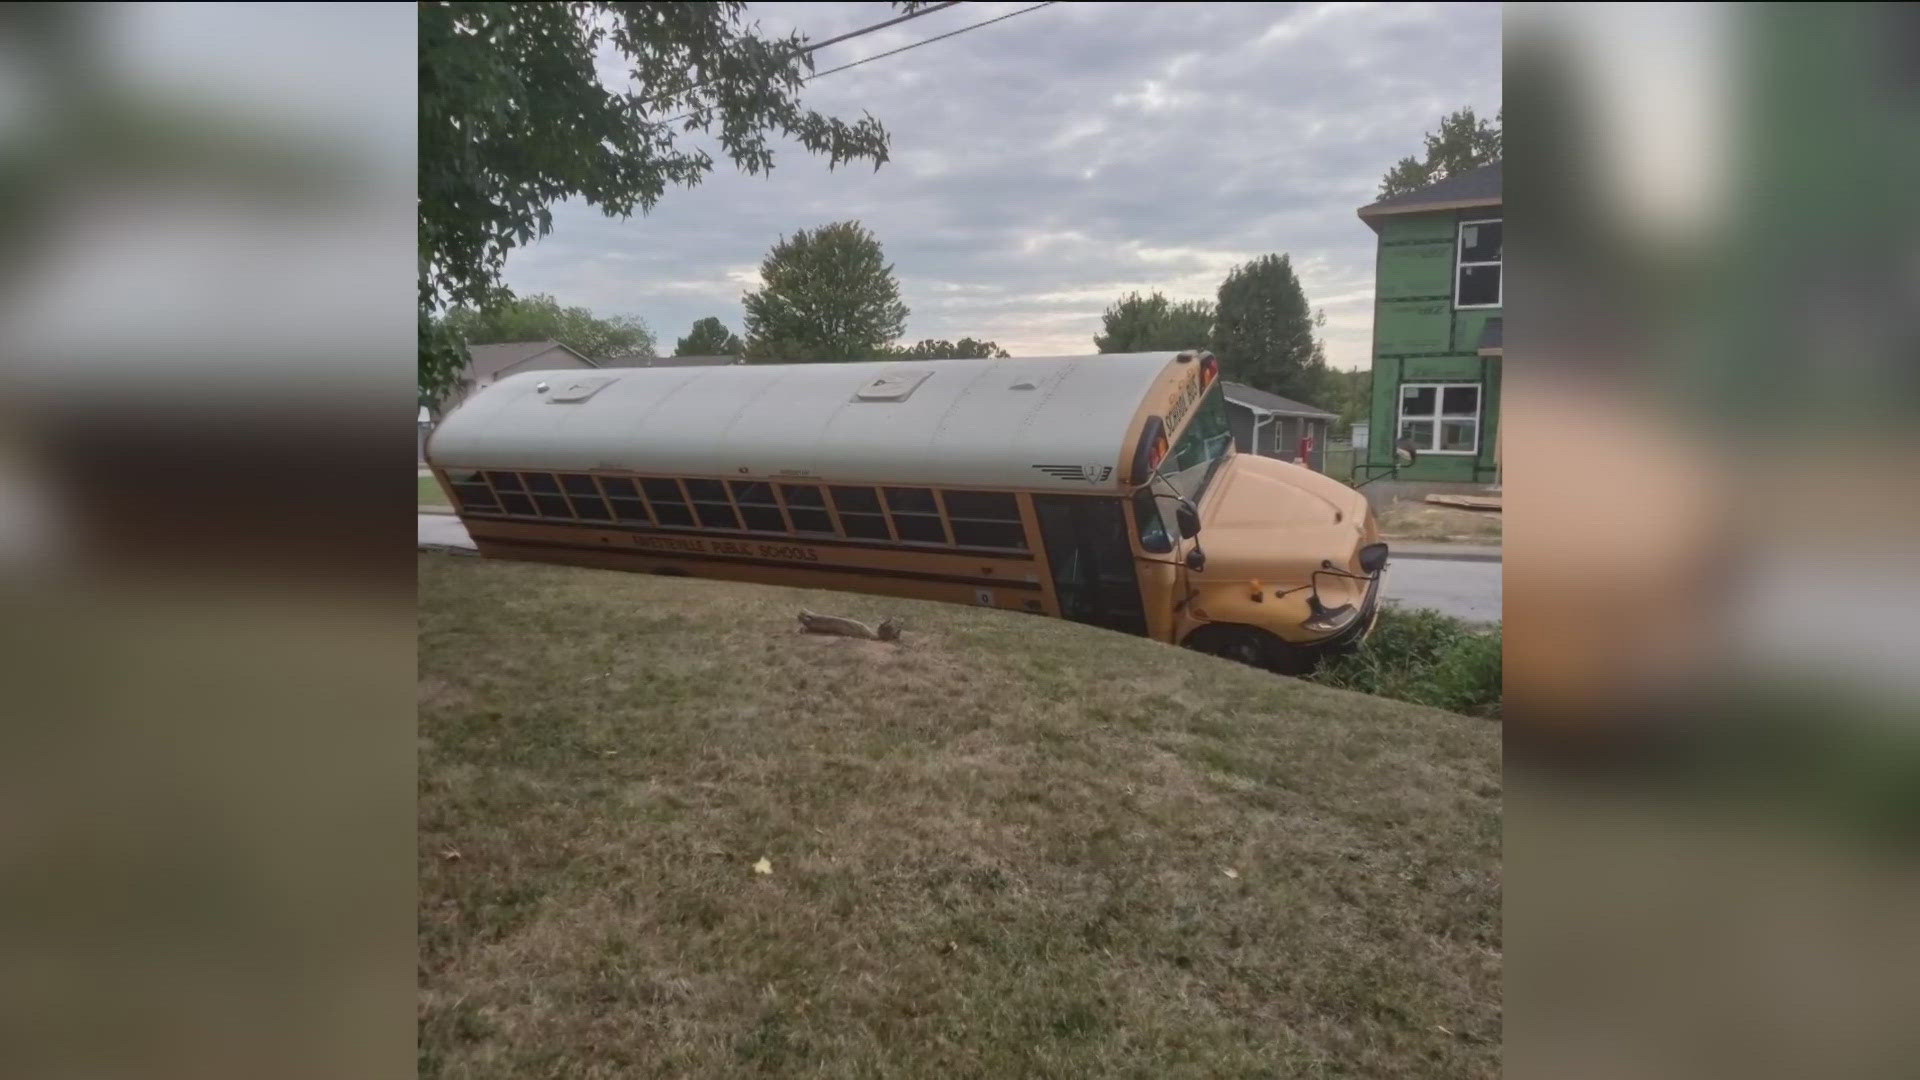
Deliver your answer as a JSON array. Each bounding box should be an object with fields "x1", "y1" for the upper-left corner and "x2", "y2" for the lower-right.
[
  {"x1": 438, "y1": 340, "x2": 600, "y2": 415},
  {"x1": 1356, "y1": 161, "x2": 1501, "y2": 490},
  {"x1": 1220, "y1": 381, "x2": 1337, "y2": 471}
]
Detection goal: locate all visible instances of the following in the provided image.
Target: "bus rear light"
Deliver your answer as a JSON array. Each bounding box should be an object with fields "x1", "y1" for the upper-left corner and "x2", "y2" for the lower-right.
[{"x1": 1199, "y1": 352, "x2": 1220, "y2": 387}]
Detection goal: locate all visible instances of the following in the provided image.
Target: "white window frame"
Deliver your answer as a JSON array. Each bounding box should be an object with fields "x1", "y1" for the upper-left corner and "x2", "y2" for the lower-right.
[
  {"x1": 1454, "y1": 218, "x2": 1502, "y2": 310},
  {"x1": 1397, "y1": 382, "x2": 1482, "y2": 456}
]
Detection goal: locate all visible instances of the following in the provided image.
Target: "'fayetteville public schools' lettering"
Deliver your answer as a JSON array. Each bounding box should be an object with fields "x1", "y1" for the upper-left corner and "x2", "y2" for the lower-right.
[{"x1": 629, "y1": 533, "x2": 820, "y2": 562}]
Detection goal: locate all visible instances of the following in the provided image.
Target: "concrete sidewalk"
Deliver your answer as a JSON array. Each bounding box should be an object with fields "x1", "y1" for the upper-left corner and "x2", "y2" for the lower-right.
[{"x1": 1386, "y1": 542, "x2": 1501, "y2": 563}]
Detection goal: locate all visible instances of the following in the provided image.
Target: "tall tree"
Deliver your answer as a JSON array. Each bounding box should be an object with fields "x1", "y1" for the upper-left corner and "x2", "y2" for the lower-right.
[
  {"x1": 889, "y1": 338, "x2": 1010, "y2": 360},
  {"x1": 419, "y1": 1, "x2": 908, "y2": 401},
  {"x1": 439, "y1": 294, "x2": 656, "y2": 361},
  {"x1": 1319, "y1": 367, "x2": 1373, "y2": 435},
  {"x1": 741, "y1": 221, "x2": 908, "y2": 361},
  {"x1": 1093, "y1": 292, "x2": 1214, "y2": 353},
  {"x1": 1211, "y1": 254, "x2": 1328, "y2": 400},
  {"x1": 674, "y1": 317, "x2": 745, "y2": 357},
  {"x1": 1377, "y1": 107, "x2": 1502, "y2": 198}
]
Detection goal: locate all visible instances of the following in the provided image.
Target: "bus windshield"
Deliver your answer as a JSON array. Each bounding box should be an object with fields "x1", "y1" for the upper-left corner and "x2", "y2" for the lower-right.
[{"x1": 1162, "y1": 383, "x2": 1233, "y2": 505}]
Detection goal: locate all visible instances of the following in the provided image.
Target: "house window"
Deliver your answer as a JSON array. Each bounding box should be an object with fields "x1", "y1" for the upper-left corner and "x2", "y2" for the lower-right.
[
  {"x1": 1455, "y1": 219, "x2": 1501, "y2": 308},
  {"x1": 1398, "y1": 383, "x2": 1481, "y2": 455}
]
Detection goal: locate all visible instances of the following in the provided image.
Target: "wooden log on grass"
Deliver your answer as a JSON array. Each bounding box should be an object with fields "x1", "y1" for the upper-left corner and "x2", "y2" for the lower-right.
[{"x1": 798, "y1": 609, "x2": 901, "y2": 641}]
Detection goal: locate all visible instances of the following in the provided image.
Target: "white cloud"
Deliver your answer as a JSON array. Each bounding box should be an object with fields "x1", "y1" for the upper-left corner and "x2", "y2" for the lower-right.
[{"x1": 503, "y1": 0, "x2": 1501, "y2": 375}]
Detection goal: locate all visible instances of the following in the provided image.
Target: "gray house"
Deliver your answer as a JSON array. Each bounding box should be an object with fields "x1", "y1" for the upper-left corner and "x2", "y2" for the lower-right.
[
  {"x1": 1220, "y1": 381, "x2": 1338, "y2": 471},
  {"x1": 445, "y1": 340, "x2": 600, "y2": 412}
]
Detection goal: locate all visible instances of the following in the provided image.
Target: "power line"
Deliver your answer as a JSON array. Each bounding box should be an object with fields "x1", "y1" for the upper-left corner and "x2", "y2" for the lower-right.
[
  {"x1": 805, "y1": 1, "x2": 1059, "y2": 83},
  {"x1": 639, "y1": 2, "x2": 960, "y2": 110},
  {"x1": 655, "y1": 1, "x2": 1062, "y2": 125},
  {"x1": 801, "y1": 1, "x2": 963, "y2": 59}
]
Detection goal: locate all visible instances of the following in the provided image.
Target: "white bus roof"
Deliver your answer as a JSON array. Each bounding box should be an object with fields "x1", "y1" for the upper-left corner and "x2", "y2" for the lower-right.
[{"x1": 427, "y1": 352, "x2": 1181, "y2": 491}]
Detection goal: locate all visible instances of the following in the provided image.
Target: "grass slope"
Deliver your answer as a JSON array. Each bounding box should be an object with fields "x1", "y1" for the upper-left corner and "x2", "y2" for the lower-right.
[
  {"x1": 420, "y1": 476, "x2": 449, "y2": 506},
  {"x1": 419, "y1": 553, "x2": 1501, "y2": 1078}
]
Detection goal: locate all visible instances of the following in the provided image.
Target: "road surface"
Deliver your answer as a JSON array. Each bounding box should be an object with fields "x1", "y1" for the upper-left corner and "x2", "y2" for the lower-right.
[
  {"x1": 1377, "y1": 557, "x2": 1502, "y2": 624},
  {"x1": 418, "y1": 513, "x2": 1501, "y2": 623}
]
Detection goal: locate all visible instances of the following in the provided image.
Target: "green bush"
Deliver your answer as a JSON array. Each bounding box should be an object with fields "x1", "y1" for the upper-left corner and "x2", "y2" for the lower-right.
[{"x1": 1312, "y1": 608, "x2": 1502, "y2": 718}]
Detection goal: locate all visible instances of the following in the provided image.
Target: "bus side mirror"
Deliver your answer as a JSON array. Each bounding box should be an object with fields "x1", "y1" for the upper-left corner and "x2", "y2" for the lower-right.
[
  {"x1": 1184, "y1": 546, "x2": 1207, "y2": 573},
  {"x1": 1175, "y1": 504, "x2": 1202, "y2": 539}
]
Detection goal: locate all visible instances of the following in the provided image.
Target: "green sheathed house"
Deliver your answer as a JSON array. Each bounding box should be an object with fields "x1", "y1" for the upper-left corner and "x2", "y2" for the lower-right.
[{"x1": 1356, "y1": 162, "x2": 1501, "y2": 485}]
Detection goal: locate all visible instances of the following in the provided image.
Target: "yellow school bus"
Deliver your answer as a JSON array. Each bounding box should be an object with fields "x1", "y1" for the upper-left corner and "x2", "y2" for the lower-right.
[{"x1": 427, "y1": 350, "x2": 1386, "y2": 671}]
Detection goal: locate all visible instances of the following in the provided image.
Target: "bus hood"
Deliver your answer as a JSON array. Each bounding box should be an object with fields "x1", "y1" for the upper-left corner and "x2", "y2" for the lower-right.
[{"x1": 1194, "y1": 454, "x2": 1374, "y2": 578}]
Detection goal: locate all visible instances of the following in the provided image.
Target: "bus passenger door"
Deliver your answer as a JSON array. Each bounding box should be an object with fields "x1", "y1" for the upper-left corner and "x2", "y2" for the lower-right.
[{"x1": 1031, "y1": 495, "x2": 1149, "y2": 637}]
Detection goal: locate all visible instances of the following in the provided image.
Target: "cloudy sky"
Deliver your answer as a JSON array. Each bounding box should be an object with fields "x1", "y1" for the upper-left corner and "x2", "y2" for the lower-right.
[{"x1": 504, "y1": 1, "x2": 1502, "y2": 370}]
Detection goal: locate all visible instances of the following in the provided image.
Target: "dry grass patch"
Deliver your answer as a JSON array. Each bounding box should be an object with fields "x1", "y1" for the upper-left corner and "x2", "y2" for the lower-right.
[
  {"x1": 1376, "y1": 500, "x2": 1502, "y2": 543},
  {"x1": 419, "y1": 553, "x2": 1501, "y2": 1078}
]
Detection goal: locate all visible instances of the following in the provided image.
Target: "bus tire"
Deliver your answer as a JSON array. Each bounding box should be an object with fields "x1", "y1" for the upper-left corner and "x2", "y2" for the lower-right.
[{"x1": 1183, "y1": 624, "x2": 1313, "y2": 675}]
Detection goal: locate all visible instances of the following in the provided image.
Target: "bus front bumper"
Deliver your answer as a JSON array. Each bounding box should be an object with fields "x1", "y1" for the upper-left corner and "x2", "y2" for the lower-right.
[{"x1": 1303, "y1": 568, "x2": 1384, "y2": 653}]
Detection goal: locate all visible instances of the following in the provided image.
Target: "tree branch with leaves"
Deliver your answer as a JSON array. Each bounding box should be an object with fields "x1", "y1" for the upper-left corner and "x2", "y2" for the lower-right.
[
  {"x1": 418, "y1": 1, "x2": 913, "y2": 401},
  {"x1": 1377, "y1": 107, "x2": 1502, "y2": 199}
]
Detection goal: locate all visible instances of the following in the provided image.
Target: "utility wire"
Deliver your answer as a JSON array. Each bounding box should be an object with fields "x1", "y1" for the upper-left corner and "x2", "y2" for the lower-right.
[
  {"x1": 804, "y1": 1, "x2": 1059, "y2": 82},
  {"x1": 638, "y1": 1, "x2": 960, "y2": 110},
  {"x1": 655, "y1": 1, "x2": 1062, "y2": 125},
  {"x1": 802, "y1": 1, "x2": 963, "y2": 58}
]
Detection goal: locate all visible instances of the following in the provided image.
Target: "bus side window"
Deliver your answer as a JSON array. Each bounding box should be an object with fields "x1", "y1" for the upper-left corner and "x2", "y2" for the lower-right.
[
  {"x1": 599, "y1": 476, "x2": 652, "y2": 523},
  {"x1": 1132, "y1": 488, "x2": 1173, "y2": 553},
  {"x1": 444, "y1": 470, "x2": 497, "y2": 513},
  {"x1": 684, "y1": 479, "x2": 742, "y2": 530},
  {"x1": 524, "y1": 472, "x2": 574, "y2": 518},
  {"x1": 779, "y1": 484, "x2": 836, "y2": 534},
  {"x1": 884, "y1": 487, "x2": 948, "y2": 544},
  {"x1": 489, "y1": 471, "x2": 536, "y2": 516},
  {"x1": 831, "y1": 486, "x2": 892, "y2": 540},
  {"x1": 942, "y1": 490, "x2": 1028, "y2": 551},
  {"x1": 641, "y1": 479, "x2": 695, "y2": 528},
  {"x1": 729, "y1": 481, "x2": 787, "y2": 532},
  {"x1": 560, "y1": 473, "x2": 612, "y2": 521}
]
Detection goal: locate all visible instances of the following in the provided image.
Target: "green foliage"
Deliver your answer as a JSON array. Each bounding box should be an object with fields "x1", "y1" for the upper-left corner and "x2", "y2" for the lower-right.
[
  {"x1": 1319, "y1": 367, "x2": 1374, "y2": 436},
  {"x1": 742, "y1": 221, "x2": 909, "y2": 361},
  {"x1": 418, "y1": 1, "x2": 902, "y2": 399},
  {"x1": 1093, "y1": 292, "x2": 1214, "y2": 353},
  {"x1": 438, "y1": 294, "x2": 655, "y2": 362},
  {"x1": 674, "y1": 317, "x2": 745, "y2": 357},
  {"x1": 1377, "y1": 107, "x2": 1502, "y2": 198},
  {"x1": 888, "y1": 337, "x2": 1010, "y2": 360},
  {"x1": 1210, "y1": 254, "x2": 1329, "y2": 402},
  {"x1": 1312, "y1": 609, "x2": 1502, "y2": 718}
]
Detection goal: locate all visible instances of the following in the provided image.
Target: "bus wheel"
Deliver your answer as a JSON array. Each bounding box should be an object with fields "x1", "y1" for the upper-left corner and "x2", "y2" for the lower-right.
[{"x1": 1183, "y1": 625, "x2": 1313, "y2": 675}]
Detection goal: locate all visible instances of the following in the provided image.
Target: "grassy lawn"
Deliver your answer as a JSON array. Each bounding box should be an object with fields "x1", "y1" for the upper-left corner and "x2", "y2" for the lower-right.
[
  {"x1": 419, "y1": 553, "x2": 1502, "y2": 1078},
  {"x1": 1376, "y1": 500, "x2": 1501, "y2": 544},
  {"x1": 420, "y1": 475, "x2": 450, "y2": 507}
]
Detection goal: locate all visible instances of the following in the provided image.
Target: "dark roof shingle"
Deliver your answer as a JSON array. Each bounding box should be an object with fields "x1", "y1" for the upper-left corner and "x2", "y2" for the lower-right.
[
  {"x1": 464, "y1": 340, "x2": 596, "y2": 381},
  {"x1": 1220, "y1": 381, "x2": 1337, "y2": 418},
  {"x1": 1358, "y1": 161, "x2": 1502, "y2": 220}
]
